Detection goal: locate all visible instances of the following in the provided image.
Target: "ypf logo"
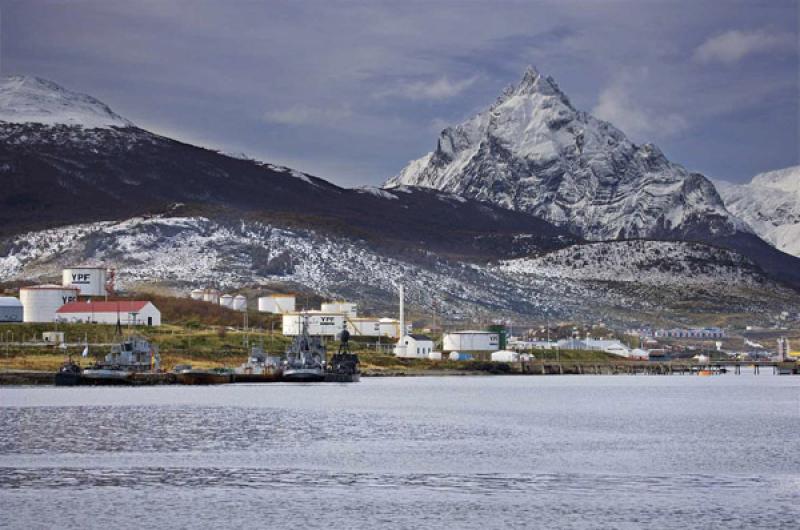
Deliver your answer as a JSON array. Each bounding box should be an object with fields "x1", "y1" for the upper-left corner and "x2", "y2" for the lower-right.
[{"x1": 71, "y1": 273, "x2": 91, "y2": 284}]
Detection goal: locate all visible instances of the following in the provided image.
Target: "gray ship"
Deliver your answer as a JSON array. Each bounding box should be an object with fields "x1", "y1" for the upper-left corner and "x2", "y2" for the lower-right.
[
  {"x1": 282, "y1": 315, "x2": 326, "y2": 382},
  {"x1": 81, "y1": 335, "x2": 161, "y2": 384}
]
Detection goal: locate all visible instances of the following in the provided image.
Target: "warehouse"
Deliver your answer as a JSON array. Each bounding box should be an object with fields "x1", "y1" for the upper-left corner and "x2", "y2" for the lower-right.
[
  {"x1": 55, "y1": 300, "x2": 161, "y2": 326},
  {"x1": 443, "y1": 331, "x2": 500, "y2": 352},
  {"x1": 258, "y1": 294, "x2": 296, "y2": 314},
  {"x1": 0, "y1": 297, "x2": 23, "y2": 322},
  {"x1": 282, "y1": 311, "x2": 345, "y2": 337}
]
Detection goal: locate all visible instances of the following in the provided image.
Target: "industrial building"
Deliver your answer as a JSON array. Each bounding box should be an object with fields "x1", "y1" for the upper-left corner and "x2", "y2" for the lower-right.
[
  {"x1": 346, "y1": 317, "x2": 409, "y2": 339},
  {"x1": 0, "y1": 297, "x2": 23, "y2": 322},
  {"x1": 557, "y1": 338, "x2": 632, "y2": 357},
  {"x1": 62, "y1": 266, "x2": 108, "y2": 297},
  {"x1": 55, "y1": 300, "x2": 161, "y2": 326},
  {"x1": 20, "y1": 285, "x2": 80, "y2": 323},
  {"x1": 395, "y1": 334, "x2": 434, "y2": 359},
  {"x1": 443, "y1": 331, "x2": 500, "y2": 352},
  {"x1": 258, "y1": 294, "x2": 296, "y2": 314},
  {"x1": 282, "y1": 311, "x2": 345, "y2": 337},
  {"x1": 630, "y1": 327, "x2": 725, "y2": 339},
  {"x1": 321, "y1": 301, "x2": 357, "y2": 317}
]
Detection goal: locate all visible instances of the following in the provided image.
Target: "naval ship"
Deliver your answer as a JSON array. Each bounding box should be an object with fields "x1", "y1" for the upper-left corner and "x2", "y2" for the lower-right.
[
  {"x1": 282, "y1": 315, "x2": 326, "y2": 382},
  {"x1": 80, "y1": 335, "x2": 161, "y2": 385}
]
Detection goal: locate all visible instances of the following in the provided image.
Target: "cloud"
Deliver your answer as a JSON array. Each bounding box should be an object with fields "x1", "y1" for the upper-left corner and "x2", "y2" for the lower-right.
[
  {"x1": 379, "y1": 76, "x2": 477, "y2": 100},
  {"x1": 263, "y1": 105, "x2": 352, "y2": 126},
  {"x1": 593, "y1": 82, "x2": 688, "y2": 140},
  {"x1": 693, "y1": 29, "x2": 796, "y2": 64}
]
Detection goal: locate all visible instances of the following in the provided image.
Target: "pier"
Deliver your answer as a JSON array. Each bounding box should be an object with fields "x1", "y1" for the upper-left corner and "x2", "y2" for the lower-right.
[{"x1": 519, "y1": 360, "x2": 799, "y2": 375}]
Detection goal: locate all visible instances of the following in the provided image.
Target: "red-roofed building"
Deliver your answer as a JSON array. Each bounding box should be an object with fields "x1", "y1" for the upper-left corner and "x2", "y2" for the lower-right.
[{"x1": 55, "y1": 300, "x2": 161, "y2": 326}]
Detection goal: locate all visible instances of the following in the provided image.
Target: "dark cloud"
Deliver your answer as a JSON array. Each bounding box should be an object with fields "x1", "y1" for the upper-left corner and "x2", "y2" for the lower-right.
[{"x1": 1, "y1": 0, "x2": 797, "y2": 185}]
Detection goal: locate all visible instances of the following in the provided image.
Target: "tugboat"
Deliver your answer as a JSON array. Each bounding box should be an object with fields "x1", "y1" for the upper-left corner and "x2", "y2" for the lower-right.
[
  {"x1": 325, "y1": 329, "x2": 360, "y2": 383},
  {"x1": 233, "y1": 345, "x2": 283, "y2": 383},
  {"x1": 175, "y1": 366, "x2": 233, "y2": 385},
  {"x1": 282, "y1": 315, "x2": 326, "y2": 382},
  {"x1": 54, "y1": 355, "x2": 83, "y2": 386},
  {"x1": 81, "y1": 335, "x2": 160, "y2": 385}
]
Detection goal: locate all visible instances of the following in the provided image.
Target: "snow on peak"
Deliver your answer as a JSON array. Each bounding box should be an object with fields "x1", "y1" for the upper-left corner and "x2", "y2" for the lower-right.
[
  {"x1": 0, "y1": 75, "x2": 133, "y2": 129},
  {"x1": 750, "y1": 165, "x2": 800, "y2": 193},
  {"x1": 385, "y1": 65, "x2": 739, "y2": 241},
  {"x1": 716, "y1": 165, "x2": 800, "y2": 257}
]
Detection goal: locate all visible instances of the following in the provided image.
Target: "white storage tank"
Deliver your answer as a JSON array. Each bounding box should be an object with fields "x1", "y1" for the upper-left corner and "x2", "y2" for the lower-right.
[
  {"x1": 62, "y1": 266, "x2": 107, "y2": 297},
  {"x1": 282, "y1": 312, "x2": 345, "y2": 337},
  {"x1": 0, "y1": 297, "x2": 23, "y2": 322},
  {"x1": 203, "y1": 289, "x2": 220, "y2": 304},
  {"x1": 190, "y1": 289, "x2": 204, "y2": 301},
  {"x1": 219, "y1": 294, "x2": 234, "y2": 308},
  {"x1": 20, "y1": 285, "x2": 80, "y2": 323},
  {"x1": 233, "y1": 295, "x2": 247, "y2": 312},
  {"x1": 321, "y1": 301, "x2": 357, "y2": 318},
  {"x1": 443, "y1": 331, "x2": 500, "y2": 352},
  {"x1": 258, "y1": 294, "x2": 296, "y2": 314},
  {"x1": 490, "y1": 350, "x2": 519, "y2": 363}
]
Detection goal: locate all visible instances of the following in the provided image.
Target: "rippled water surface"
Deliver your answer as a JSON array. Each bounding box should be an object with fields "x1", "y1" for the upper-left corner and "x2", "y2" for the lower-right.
[{"x1": 1, "y1": 375, "x2": 798, "y2": 529}]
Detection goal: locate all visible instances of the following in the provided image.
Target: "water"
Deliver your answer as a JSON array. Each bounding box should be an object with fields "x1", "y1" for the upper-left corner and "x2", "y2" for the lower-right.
[{"x1": 1, "y1": 375, "x2": 798, "y2": 529}]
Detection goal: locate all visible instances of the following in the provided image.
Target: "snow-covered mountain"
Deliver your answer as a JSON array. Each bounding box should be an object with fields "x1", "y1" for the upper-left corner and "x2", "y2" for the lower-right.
[
  {"x1": 0, "y1": 76, "x2": 133, "y2": 129},
  {"x1": 1, "y1": 215, "x2": 793, "y2": 325},
  {"x1": 384, "y1": 66, "x2": 800, "y2": 288},
  {"x1": 1, "y1": 73, "x2": 798, "y2": 324},
  {"x1": 385, "y1": 66, "x2": 745, "y2": 241},
  {"x1": 715, "y1": 166, "x2": 800, "y2": 258}
]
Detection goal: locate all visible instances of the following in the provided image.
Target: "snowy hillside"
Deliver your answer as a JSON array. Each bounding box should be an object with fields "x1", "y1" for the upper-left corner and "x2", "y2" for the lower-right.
[
  {"x1": 716, "y1": 166, "x2": 800, "y2": 257},
  {"x1": 0, "y1": 76, "x2": 133, "y2": 129},
  {"x1": 1, "y1": 215, "x2": 794, "y2": 326},
  {"x1": 498, "y1": 240, "x2": 766, "y2": 286},
  {"x1": 385, "y1": 66, "x2": 745, "y2": 242}
]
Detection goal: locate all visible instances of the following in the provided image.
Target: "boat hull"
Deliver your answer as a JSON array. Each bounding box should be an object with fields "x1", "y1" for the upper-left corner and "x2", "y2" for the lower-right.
[
  {"x1": 176, "y1": 371, "x2": 232, "y2": 385},
  {"x1": 233, "y1": 372, "x2": 281, "y2": 383},
  {"x1": 54, "y1": 371, "x2": 82, "y2": 386},
  {"x1": 81, "y1": 369, "x2": 134, "y2": 385},
  {"x1": 283, "y1": 368, "x2": 325, "y2": 382},
  {"x1": 324, "y1": 372, "x2": 360, "y2": 383}
]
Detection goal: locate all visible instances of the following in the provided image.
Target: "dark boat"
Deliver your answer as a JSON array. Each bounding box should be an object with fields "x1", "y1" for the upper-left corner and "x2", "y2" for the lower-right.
[
  {"x1": 54, "y1": 357, "x2": 83, "y2": 386},
  {"x1": 282, "y1": 315, "x2": 326, "y2": 382},
  {"x1": 325, "y1": 329, "x2": 360, "y2": 383},
  {"x1": 175, "y1": 367, "x2": 232, "y2": 385},
  {"x1": 233, "y1": 346, "x2": 283, "y2": 383}
]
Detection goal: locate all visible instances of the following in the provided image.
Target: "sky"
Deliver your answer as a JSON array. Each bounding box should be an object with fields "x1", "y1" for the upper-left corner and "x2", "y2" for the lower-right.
[{"x1": 1, "y1": 0, "x2": 797, "y2": 187}]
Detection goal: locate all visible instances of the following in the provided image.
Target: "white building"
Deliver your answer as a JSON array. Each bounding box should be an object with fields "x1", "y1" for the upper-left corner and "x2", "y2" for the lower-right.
[
  {"x1": 282, "y1": 311, "x2": 345, "y2": 337},
  {"x1": 42, "y1": 331, "x2": 65, "y2": 344},
  {"x1": 55, "y1": 301, "x2": 162, "y2": 326},
  {"x1": 321, "y1": 301, "x2": 357, "y2": 318},
  {"x1": 62, "y1": 266, "x2": 107, "y2": 297},
  {"x1": 395, "y1": 334, "x2": 434, "y2": 359},
  {"x1": 443, "y1": 331, "x2": 500, "y2": 352},
  {"x1": 20, "y1": 285, "x2": 80, "y2": 323},
  {"x1": 0, "y1": 297, "x2": 23, "y2": 322},
  {"x1": 557, "y1": 338, "x2": 632, "y2": 357},
  {"x1": 258, "y1": 294, "x2": 296, "y2": 314}
]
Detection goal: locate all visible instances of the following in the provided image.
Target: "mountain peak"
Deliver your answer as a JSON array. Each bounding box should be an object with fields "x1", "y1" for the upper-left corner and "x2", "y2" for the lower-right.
[
  {"x1": 0, "y1": 75, "x2": 133, "y2": 129},
  {"x1": 506, "y1": 64, "x2": 570, "y2": 105}
]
